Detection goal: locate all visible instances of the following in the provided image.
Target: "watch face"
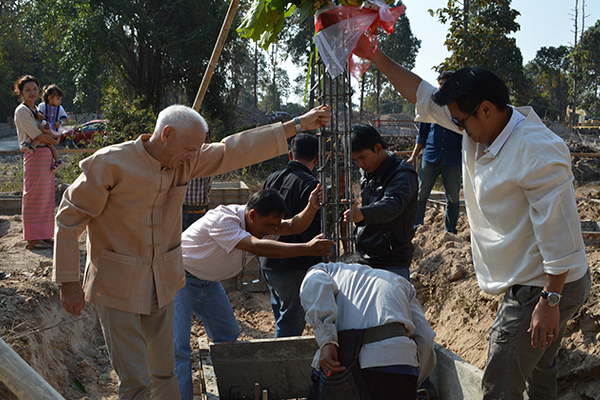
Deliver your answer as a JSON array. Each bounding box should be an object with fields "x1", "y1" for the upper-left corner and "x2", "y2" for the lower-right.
[{"x1": 547, "y1": 293, "x2": 561, "y2": 306}]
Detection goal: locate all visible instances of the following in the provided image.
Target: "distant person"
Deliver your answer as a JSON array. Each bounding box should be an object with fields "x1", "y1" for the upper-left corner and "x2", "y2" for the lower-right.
[
  {"x1": 13, "y1": 75, "x2": 59, "y2": 250},
  {"x1": 344, "y1": 124, "x2": 418, "y2": 280},
  {"x1": 175, "y1": 188, "x2": 334, "y2": 400},
  {"x1": 36, "y1": 84, "x2": 67, "y2": 170},
  {"x1": 300, "y1": 254, "x2": 436, "y2": 400},
  {"x1": 182, "y1": 133, "x2": 213, "y2": 231},
  {"x1": 260, "y1": 133, "x2": 321, "y2": 338},
  {"x1": 408, "y1": 71, "x2": 462, "y2": 233},
  {"x1": 53, "y1": 104, "x2": 332, "y2": 400},
  {"x1": 353, "y1": 37, "x2": 591, "y2": 399}
]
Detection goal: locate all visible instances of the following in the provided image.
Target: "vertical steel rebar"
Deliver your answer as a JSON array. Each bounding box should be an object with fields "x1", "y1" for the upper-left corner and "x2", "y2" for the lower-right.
[{"x1": 314, "y1": 58, "x2": 355, "y2": 260}]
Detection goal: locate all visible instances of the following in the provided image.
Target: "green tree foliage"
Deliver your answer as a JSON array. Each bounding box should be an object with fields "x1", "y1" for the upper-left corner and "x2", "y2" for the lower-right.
[
  {"x1": 97, "y1": 86, "x2": 157, "y2": 147},
  {"x1": 0, "y1": 1, "x2": 64, "y2": 121},
  {"x1": 577, "y1": 19, "x2": 600, "y2": 118},
  {"x1": 524, "y1": 46, "x2": 570, "y2": 121},
  {"x1": 430, "y1": 0, "x2": 528, "y2": 104},
  {"x1": 258, "y1": 63, "x2": 290, "y2": 111},
  {"x1": 30, "y1": 0, "x2": 248, "y2": 124}
]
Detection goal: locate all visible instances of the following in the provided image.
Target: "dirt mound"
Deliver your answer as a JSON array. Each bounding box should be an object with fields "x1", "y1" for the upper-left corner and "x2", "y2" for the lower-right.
[{"x1": 410, "y1": 196, "x2": 600, "y2": 400}]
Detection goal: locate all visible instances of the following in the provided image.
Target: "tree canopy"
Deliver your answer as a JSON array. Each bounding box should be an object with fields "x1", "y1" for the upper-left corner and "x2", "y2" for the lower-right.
[{"x1": 430, "y1": 0, "x2": 528, "y2": 104}]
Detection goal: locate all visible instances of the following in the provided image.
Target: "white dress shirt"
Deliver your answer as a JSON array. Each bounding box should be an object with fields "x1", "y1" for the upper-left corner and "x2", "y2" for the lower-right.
[{"x1": 414, "y1": 81, "x2": 588, "y2": 295}]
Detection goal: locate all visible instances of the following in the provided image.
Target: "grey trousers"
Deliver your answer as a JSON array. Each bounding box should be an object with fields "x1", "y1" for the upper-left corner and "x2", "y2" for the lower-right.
[
  {"x1": 482, "y1": 270, "x2": 591, "y2": 400},
  {"x1": 97, "y1": 290, "x2": 181, "y2": 400}
]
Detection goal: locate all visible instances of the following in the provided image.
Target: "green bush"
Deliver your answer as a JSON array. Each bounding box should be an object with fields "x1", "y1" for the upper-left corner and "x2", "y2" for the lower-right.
[{"x1": 92, "y1": 86, "x2": 156, "y2": 147}]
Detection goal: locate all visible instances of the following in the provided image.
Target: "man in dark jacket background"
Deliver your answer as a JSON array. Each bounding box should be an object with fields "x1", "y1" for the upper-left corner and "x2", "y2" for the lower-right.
[
  {"x1": 344, "y1": 124, "x2": 418, "y2": 280},
  {"x1": 261, "y1": 133, "x2": 321, "y2": 337}
]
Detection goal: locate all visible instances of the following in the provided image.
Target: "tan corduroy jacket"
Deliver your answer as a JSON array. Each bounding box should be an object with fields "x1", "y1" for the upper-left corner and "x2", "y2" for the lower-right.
[{"x1": 53, "y1": 124, "x2": 288, "y2": 314}]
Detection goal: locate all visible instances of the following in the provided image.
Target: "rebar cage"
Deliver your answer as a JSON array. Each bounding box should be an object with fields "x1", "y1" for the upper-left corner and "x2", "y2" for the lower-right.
[{"x1": 313, "y1": 58, "x2": 356, "y2": 260}]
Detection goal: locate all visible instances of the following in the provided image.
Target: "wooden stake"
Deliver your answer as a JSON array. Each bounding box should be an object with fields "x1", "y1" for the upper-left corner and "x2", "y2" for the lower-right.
[
  {"x1": 0, "y1": 338, "x2": 65, "y2": 400},
  {"x1": 192, "y1": 0, "x2": 240, "y2": 111}
]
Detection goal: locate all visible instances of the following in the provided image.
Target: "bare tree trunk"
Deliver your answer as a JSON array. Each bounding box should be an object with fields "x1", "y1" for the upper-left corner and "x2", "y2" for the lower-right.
[
  {"x1": 360, "y1": 74, "x2": 365, "y2": 120},
  {"x1": 462, "y1": 0, "x2": 469, "y2": 68},
  {"x1": 376, "y1": 71, "x2": 380, "y2": 116},
  {"x1": 254, "y1": 43, "x2": 258, "y2": 109},
  {"x1": 571, "y1": 0, "x2": 579, "y2": 126}
]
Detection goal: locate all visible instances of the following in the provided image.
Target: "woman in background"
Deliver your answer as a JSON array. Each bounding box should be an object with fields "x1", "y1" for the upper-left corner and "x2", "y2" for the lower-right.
[{"x1": 13, "y1": 75, "x2": 59, "y2": 249}]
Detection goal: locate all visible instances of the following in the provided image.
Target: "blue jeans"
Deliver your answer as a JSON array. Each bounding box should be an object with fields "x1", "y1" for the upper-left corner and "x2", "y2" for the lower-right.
[
  {"x1": 262, "y1": 269, "x2": 308, "y2": 338},
  {"x1": 174, "y1": 271, "x2": 240, "y2": 400},
  {"x1": 379, "y1": 266, "x2": 410, "y2": 281},
  {"x1": 182, "y1": 211, "x2": 203, "y2": 231},
  {"x1": 415, "y1": 159, "x2": 461, "y2": 233}
]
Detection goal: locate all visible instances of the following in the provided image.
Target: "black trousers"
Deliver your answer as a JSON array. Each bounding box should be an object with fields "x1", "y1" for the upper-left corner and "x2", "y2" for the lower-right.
[{"x1": 308, "y1": 368, "x2": 418, "y2": 400}]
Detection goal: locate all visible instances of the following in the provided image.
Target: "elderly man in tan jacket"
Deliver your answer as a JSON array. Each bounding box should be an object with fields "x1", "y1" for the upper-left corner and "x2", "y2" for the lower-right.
[{"x1": 53, "y1": 104, "x2": 331, "y2": 400}]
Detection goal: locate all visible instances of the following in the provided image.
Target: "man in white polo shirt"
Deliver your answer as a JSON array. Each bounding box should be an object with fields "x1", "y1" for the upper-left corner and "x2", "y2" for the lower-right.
[
  {"x1": 174, "y1": 187, "x2": 334, "y2": 400},
  {"x1": 351, "y1": 38, "x2": 591, "y2": 399}
]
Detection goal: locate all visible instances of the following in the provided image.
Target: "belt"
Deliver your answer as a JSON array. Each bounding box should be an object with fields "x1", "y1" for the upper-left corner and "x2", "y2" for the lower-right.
[
  {"x1": 183, "y1": 205, "x2": 208, "y2": 214},
  {"x1": 362, "y1": 322, "x2": 407, "y2": 345}
]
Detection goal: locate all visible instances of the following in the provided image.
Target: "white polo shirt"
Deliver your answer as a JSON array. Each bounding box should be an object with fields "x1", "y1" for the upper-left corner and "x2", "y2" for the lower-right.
[{"x1": 182, "y1": 205, "x2": 256, "y2": 281}]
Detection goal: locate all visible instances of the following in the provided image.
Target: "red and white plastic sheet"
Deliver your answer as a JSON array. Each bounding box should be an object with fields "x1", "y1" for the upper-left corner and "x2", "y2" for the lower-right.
[{"x1": 314, "y1": 0, "x2": 405, "y2": 80}]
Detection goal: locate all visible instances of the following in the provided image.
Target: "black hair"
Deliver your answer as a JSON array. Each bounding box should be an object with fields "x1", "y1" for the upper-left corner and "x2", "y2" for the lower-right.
[
  {"x1": 290, "y1": 133, "x2": 318, "y2": 161},
  {"x1": 42, "y1": 84, "x2": 64, "y2": 103},
  {"x1": 437, "y1": 70, "x2": 455, "y2": 82},
  {"x1": 337, "y1": 252, "x2": 369, "y2": 265},
  {"x1": 246, "y1": 189, "x2": 287, "y2": 217},
  {"x1": 350, "y1": 124, "x2": 388, "y2": 153},
  {"x1": 432, "y1": 67, "x2": 510, "y2": 114}
]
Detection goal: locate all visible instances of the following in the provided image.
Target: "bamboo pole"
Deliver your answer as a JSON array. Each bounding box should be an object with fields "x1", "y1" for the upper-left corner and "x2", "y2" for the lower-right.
[
  {"x1": 0, "y1": 337, "x2": 65, "y2": 400},
  {"x1": 192, "y1": 0, "x2": 240, "y2": 111}
]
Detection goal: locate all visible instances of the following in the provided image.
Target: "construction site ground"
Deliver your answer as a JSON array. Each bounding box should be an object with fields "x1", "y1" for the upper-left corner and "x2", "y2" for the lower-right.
[{"x1": 0, "y1": 128, "x2": 599, "y2": 399}]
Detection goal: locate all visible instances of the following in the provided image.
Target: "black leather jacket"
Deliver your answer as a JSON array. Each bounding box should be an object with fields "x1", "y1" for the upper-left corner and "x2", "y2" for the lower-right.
[{"x1": 355, "y1": 154, "x2": 418, "y2": 268}]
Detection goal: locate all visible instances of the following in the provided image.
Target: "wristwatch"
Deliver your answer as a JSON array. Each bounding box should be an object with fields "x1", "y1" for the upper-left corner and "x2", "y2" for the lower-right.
[
  {"x1": 293, "y1": 117, "x2": 302, "y2": 134},
  {"x1": 540, "y1": 290, "x2": 562, "y2": 307}
]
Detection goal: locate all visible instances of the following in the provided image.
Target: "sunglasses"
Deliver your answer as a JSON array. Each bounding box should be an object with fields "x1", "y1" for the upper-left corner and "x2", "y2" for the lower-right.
[{"x1": 452, "y1": 102, "x2": 481, "y2": 129}]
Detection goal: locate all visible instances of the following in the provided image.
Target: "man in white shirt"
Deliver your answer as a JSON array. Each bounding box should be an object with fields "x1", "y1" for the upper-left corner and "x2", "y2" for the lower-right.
[
  {"x1": 174, "y1": 187, "x2": 334, "y2": 400},
  {"x1": 351, "y1": 38, "x2": 591, "y2": 399},
  {"x1": 300, "y1": 254, "x2": 436, "y2": 400}
]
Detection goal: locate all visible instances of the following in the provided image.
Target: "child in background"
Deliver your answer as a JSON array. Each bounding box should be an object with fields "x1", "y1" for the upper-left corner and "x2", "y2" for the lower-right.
[{"x1": 21, "y1": 84, "x2": 66, "y2": 171}]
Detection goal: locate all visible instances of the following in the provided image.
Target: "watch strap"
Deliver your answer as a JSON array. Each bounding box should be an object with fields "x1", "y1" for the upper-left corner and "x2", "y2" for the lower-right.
[
  {"x1": 540, "y1": 290, "x2": 562, "y2": 306},
  {"x1": 293, "y1": 117, "x2": 302, "y2": 134}
]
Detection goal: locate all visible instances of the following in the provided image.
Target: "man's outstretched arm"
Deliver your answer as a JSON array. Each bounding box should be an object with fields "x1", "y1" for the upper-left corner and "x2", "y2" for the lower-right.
[{"x1": 354, "y1": 36, "x2": 422, "y2": 104}]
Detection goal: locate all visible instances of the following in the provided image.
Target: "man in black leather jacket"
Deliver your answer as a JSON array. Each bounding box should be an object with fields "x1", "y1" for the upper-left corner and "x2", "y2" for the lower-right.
[{"x1": 344, "y1": 124, "x2": 418, "y2": 280}]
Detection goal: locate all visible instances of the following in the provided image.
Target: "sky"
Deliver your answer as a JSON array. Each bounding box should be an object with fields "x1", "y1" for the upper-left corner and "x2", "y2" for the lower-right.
[
  {"x1": 285, "y1": 0, "x2": 600, "y2": 103},
  {"x1": 408, "y1": 0, "x2": 600, "y2": 85}
]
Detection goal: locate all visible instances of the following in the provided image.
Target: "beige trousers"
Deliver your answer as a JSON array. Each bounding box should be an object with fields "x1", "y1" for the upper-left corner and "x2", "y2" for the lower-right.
[{"x1": 97, "y1": 286, "x2": 181, "y2": 400}]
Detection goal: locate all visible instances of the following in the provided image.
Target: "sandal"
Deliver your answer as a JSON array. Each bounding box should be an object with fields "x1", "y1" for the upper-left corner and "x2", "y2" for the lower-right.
[
  {"x1": 26, "y1": 240, "x2": 52, "y2": 250},
  {"x1": 21, "y1": 141, "x2": 35, "y2": 154},
  {"x1": 52, "y1": 159, "x2": 64, "y2": 171}
]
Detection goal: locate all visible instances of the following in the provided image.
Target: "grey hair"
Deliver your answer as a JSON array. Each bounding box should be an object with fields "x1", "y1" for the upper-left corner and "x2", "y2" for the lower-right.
[{"x1": 154, "y1": 105, "x2": 209, "y2": 136}]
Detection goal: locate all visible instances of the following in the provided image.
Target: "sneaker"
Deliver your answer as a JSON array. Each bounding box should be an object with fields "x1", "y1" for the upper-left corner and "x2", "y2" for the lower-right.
[
  {"x1": 52, "y1": 159, "x2": 64, "y2": 171},
  {"x1": 21, "y1": 141, "x2": 35, "y2": 154}
]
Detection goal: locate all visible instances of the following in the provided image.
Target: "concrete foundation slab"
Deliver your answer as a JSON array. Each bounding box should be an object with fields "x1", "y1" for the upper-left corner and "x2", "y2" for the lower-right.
[
  {"x1": 201, "y1": 337, "x2": 484, "y2": 400},
  {"x1": 430, "y1": 343, "x2": 483, "y2": 400},
  {"x1": 208, "y1": 336, "x2": 318, "y2": 399}
]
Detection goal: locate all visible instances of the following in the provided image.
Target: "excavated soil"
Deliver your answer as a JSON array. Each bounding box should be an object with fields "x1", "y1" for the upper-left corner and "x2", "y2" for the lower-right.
[
  {"x1": 0, "y1": 123, "x2": 599, "y2": 399},
  {"x1": 1, "y1": 184, "x2": 599, "y2": 399}
]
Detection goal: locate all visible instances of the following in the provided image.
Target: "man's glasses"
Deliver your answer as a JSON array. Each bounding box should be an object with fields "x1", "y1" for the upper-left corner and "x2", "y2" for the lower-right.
[{"x1": 452, "y1": 102, "x2": 481, "y2": 129}]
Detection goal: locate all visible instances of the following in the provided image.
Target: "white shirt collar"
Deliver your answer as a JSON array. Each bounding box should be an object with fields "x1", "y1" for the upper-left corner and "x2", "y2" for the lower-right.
[{"x1": 485, "y1": 106, "x2": 526, "y2": 156}]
